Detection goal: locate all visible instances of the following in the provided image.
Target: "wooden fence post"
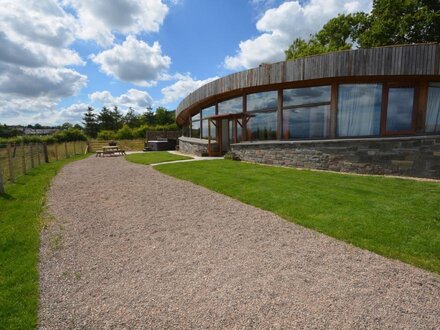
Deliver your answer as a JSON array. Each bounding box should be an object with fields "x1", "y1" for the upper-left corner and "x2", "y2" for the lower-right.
[
  {"x1": 55, "y1": 143, "x2": 59, "y2": 161},
  {"x1": 73, "y1": 141, "x2": 76, "y2": 156},
  {"x1": 64, "y1": 142, "x2": 68, "y2": 158},
  {"x1": 7, "y1": 143, "x2": 13, "y2": 182},
  {"x1": 30, "y1": 143, "x2": 35, "y2": 168},
  {"x1": 21, "y1": 142, "x2": 26, "y2": 175},
  {"x1": 43, "y1": 143, "x2": 49, "y2": 163},
  {"x1": 37, "y1": 143, "x2": 41, "y2": 166},
  {"x1": 0, "y1": 162, "x2": 4, "y2": 194}
]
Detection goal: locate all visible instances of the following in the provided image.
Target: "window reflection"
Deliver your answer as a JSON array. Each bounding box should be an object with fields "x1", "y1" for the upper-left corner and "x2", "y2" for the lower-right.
[
  {"x1": 284, "y1": 105, "x2": 330, "y2": 139},
  {"x1": 229, "y1": 119, "x2": 243, "y2": 143},
  {"x1": 202, "y1": 105, "x2": 216, "y2": 118},
  {"x1": 247, "y1": 91, "x2": 278, "y2": 112},
  {"x1": 201, "y1": 119, "x2": 216, "y2": 139},
  {"x1": 386, "y1": 88, "x2": 414, "y2": 132},
  {"x1": 425, "y1": 83, "x2": 440, "y2": 133},
  {"x1": 337, "y1": 84, "x2": 382, "y2": 137},
  {"x1": 249, "y1": 111, "x2": 277, "y2": 141},
  {"x1": 284, "y1": 86, "x2": 331, "y2": 107},
  {"x1": 191, "y1": 118, "x2": 200, "y2": 138},
  {"x1": 218, "y1": 97, "x2": 242, "y2": 114}
]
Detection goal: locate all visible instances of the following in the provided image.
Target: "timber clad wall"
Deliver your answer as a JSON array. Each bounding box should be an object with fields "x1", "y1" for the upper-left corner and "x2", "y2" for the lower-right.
[
  {"x1": 176, "y1": 44, "x2": 440, "y2": 125},
  {"x1": 231, "y1": 136, "x2": 440, "y2": 179}
]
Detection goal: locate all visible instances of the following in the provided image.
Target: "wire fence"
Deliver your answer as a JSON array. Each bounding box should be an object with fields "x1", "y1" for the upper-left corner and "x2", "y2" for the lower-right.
[{"x1": 0, "y1": 141, "x2": 87, "y2": 194}]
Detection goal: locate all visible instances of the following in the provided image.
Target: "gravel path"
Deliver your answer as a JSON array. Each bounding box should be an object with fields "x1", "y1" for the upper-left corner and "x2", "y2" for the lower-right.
[{"x1": 39, "y1": 156, "x2": 440, "y2": 329}]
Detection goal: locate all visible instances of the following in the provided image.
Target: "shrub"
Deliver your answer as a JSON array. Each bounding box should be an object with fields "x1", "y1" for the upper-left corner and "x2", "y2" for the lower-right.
[
  {"x1": 115, "y1": 125, "x2": 134, "y2": 140},
  {"x1": 97, "y1": 130, "x2": 116, "y2": 140}
]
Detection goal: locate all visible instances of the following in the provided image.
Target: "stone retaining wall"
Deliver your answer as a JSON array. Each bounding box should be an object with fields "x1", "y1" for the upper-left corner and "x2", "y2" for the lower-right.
[
  {"x1": 179, "y1": 137, "x2": 216, "y2": 157},
  {"x1": 231, "y1": 136, "x2": 440, "y2": 179}
]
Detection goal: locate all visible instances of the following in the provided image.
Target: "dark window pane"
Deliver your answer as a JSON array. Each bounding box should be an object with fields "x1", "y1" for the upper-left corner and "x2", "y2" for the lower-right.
[
  {"x1": 182, "y1": 125, "x2": 190, "y2": 137},
  {"x1": 249, "y1": 111, "x2": 277, "y2": 141},
  {"x1": 218, "y1": 97, "x2": 242, "y2": 114},
  {"x1": 283, "y1": 86, "x2": 331, "y2": 107},
  {"x1": 425, "y1": 84, "x2": 440, "y2": 133},
  {"x1": 201, "y1": 119, "x2": 216, "y2": 139},
  {"x1": 247, "y1": 91, "x2": 278, "y2": 112},
  {"x1": 386, "y1": 88, "x2": 414, "y2": 132},
  {"x1": 337, "y1": 84, "x2": 382, "y2": 137},
  {"x1": 191, "y1": 120, "x2": 200, "y2": 138},
  {"x1": 284, "y1": 105, "x2": 330, "y2": 139},
  {"x1": 202, "y1": 105, "x2": 216, "y2": 119}
]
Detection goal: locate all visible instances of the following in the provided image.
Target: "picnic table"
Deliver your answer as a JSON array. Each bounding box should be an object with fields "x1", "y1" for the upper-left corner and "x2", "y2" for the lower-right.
[{"x1": 96, "y1": 145, "x2": 126, "y2": 157}]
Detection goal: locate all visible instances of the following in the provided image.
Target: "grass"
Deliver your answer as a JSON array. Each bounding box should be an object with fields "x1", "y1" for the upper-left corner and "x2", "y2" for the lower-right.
[
  {"x1": 0, "y1": 154, "x2": 89, "y2": 329},
  {"x1": 125, "y1": 151, "x2": 192, "y2": 165},
  {"x1": 155, "y1": 160, "x2": 440, "y2": 274}
]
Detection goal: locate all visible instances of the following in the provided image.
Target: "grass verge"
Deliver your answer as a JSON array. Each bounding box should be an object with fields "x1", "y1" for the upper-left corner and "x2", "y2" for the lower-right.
[
  {"x1": 125, "y1": 151, "x2": 192, "y2": 165},
  {"x1": 0, "y1": 154, "x2": 89, "y2": 329},
  {"x1": 155, "y1": 160, "x2": 440, "y2": 274}
]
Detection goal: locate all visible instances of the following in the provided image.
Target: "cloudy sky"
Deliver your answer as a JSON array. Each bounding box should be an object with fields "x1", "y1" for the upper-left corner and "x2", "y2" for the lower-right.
[{"x1": 0, "y1": 0, "x2": 372, "y2": 126}]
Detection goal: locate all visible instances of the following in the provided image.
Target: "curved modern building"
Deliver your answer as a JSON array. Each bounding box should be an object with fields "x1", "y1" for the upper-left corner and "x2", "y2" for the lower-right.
[{"x1": 176, "y1": 44, "x2": 440, "y2": 179}]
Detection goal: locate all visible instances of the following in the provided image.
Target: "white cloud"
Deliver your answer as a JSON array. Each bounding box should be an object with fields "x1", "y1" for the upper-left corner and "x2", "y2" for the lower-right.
[
  {"x1": 91, "y1": 36, "x2": 171, "y2": 86},
  {"x1": 224, "y1": 0, "x2": 372, "y2": 70},
  {"x1": 0, "y1": 0, "x2": 87, "y2": 126},
  {"x1": 67, "y1": 0, "x2": 169, "y2": 46},
  {"x1": 89, "y1": 89, "x2": 153, "y2": 110},
  {"x1": 160, "y1": 74, "x2": 219, "y2": 105}
]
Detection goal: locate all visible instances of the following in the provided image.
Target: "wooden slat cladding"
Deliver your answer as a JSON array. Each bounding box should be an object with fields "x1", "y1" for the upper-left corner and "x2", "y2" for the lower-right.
[{"x1": 177, "y1": 44, "x2": 440, "y2": 125}]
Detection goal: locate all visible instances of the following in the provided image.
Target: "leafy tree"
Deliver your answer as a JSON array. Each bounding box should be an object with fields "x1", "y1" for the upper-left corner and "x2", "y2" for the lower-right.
[
  {"x1": 110, "y1": 106, "x2": 123, "y2": 130},
  {"x1": 285, "y1": 0, "x2": 440, "y2": 60},
  {"x1": 123, "y1": 107, "x2": 142, "y2": 128},
  {"x1": 60, "y1": 122, "x2": 73, "y2": 130},
  {"x1": 82, "y1": 106, "x2": 99, "y2": 138},
  {"x1": 141, "y1": 108, "x2": 156, "y2": 126},
  {"x1": 357, "y1": 0, "x2": 440, "y2": 47},
  {"x1": 155, "y1": 107, "x2": 175, "y2": 126},
  {"x1": 97, "y1": 107, "x2": 115, "y2": 131}
]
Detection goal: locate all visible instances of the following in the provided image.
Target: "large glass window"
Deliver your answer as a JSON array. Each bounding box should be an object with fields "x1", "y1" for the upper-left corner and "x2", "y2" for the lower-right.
[
  {"x1": 247, "y1": 91, "x2": 277, "y2": 112},
  {"x1": 283, "y1": 86, "x2": 331, "y2": 139},
  {"x1": 425, "y1": 83, "x2": 440, "y2": 133},
  {"x1": 218, "y1": 97, "x2": 242, "y2": 114},
  {"x1": 385, "y1": 87, "x2": 414, "y2": 132},
  {"x1": 337, "y1": 84, "x2": 382, "y2": 137},
  {"x1": 201, "y1": 119, "x2": 216, "y2": 139},
  {"x1": 284, "y1": 105, "x2": 330, "y2": 139},
  {"x1": 249, "y1": 111, "x2": 277, "y2": 141},
  {"x1": 229, "y1": 119, "x2": 243, "y2": 143},
  {"x1": 182, "y1": 125, "x2": 190, "y2": 137},
  {"x1": 202, "y1": 105, "x2": 216, "y2": 118},
  {"x1": 191, "y1": 116, "x2": 200, "y2": 138}
]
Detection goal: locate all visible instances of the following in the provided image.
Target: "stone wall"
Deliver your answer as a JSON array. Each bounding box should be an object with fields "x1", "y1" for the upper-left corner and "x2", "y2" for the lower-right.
[
  {"x1": 231, "y1": 136, "x2": 440, "y2": 179},
  {"x1": 179, "y1": 137, "x2": 216, "y2": 157}
]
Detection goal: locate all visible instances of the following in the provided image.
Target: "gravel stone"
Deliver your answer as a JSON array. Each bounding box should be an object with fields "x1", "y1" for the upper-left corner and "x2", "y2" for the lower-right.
[{"x1": 39, "y1": 156, "x2": 440, "y2": 329}]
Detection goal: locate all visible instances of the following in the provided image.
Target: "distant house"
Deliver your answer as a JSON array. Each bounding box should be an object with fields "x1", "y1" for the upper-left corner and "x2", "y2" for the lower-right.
[{"x1": 23, "y1": 128, "x2": 59, "y2": 135}]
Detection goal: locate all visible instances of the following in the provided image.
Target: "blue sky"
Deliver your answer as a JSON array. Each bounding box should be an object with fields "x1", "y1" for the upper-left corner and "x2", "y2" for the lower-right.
[{"x1": 0, "y1": 0, "x2": 372, "y2": 125}]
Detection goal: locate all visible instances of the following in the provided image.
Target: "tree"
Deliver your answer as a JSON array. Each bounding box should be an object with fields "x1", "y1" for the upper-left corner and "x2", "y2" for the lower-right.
[
  {"x1": 60, "y1": 122, "x2": 73, "y2": 130},
  {"x1": 155, "y1": 107, "x2": 175, "y2": 126},
  {"x1": 82, "y1": 107, "x2": 99, "y2": 138},
  {"x1": 110, "y1": 106, "x2": 123, "y2": 130},
  {"x1": 140, "y1": 108, "x2": 156, "y2": 126},
  {"x1": 123, "y1": 107, "x2": 141, "y2": 128},
  {"x1": 285, "y1": 0, "x2": 440, "y2": 60}
]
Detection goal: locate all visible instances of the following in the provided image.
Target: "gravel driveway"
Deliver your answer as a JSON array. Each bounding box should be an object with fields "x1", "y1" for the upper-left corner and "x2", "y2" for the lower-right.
[{"x1": 39, "y1": 156, "x2": 440, "y2": 329}]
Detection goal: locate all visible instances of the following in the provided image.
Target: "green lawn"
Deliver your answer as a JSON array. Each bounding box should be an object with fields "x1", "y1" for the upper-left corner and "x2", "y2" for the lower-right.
[
  {"x1": 0, "y1": 154, "x2": 89, "y2": 329},
  {"x1": 155, "y1": 160, "x2": 440, "y2": 274},
  {"x1": 125, "y1": 151, "x2": 192, "y2": 165}
]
